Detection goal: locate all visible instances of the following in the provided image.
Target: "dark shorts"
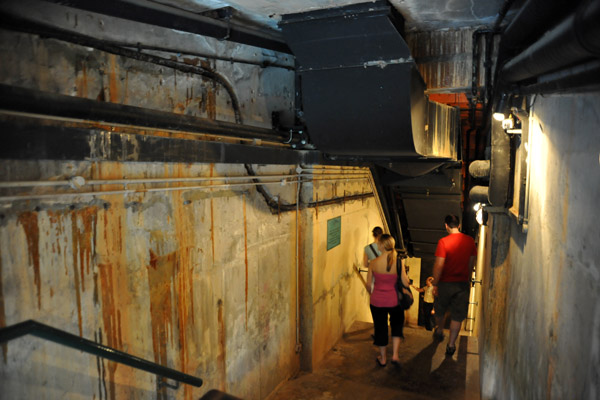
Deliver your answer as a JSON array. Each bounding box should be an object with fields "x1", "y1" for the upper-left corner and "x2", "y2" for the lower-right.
[{"x1": 434, "y1": 281, "x2": 470, "y2": 322}]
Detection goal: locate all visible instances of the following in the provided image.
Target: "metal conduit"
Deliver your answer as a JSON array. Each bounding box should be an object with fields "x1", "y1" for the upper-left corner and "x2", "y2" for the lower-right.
[
  {"x1": 0, "y1": 176, "x2": 371, "y2": 202},
  {"x1": 0, "y1": 173, "x2": 369, "y2": 189}
]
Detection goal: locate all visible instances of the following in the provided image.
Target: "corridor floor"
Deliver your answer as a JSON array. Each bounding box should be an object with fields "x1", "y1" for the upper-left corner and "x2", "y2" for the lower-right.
[{"x1": 267, "y1": 321, "x2": 480, "y2": 400}]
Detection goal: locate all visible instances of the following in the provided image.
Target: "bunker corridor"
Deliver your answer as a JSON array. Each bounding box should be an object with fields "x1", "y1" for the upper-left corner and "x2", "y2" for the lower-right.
[{"x1": 1, "y1": 0, "x2": 600, "y2": 398}]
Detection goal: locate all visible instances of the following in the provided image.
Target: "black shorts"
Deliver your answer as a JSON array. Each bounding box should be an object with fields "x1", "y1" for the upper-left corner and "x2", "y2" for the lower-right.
[{"x1": 434, "y1": 281, "x2": 470, "y2": 322}]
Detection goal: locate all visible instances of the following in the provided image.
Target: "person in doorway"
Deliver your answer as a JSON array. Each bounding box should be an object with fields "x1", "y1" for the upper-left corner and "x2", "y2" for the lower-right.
[
  {"x1": 412, "y1": 276, "x2": 435, "y2": 331},
  {"x1": 363, "y1": 226, "x2": 383, "y2": 268},
  {"x1": 366, "y1": 234, "x2": 410, "y2": 367},
  {"x1": 432, "y1": 215, "x2": 477, "y2": 356}
]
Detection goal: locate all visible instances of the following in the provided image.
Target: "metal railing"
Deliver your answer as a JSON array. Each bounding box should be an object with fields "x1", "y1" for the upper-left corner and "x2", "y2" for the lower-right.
[{"x1": 0, "y1": 320, "x2": 203, "y2": 388}]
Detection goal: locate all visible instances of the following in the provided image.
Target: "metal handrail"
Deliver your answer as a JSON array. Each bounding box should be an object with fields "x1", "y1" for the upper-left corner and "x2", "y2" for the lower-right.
[{"x1": 0, "y1": 320, "x2": 203, "y2": 387}]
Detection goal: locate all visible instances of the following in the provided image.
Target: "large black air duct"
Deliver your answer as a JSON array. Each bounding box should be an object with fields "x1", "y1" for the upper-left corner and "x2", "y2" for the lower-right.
[{"x1": 279, "y1": 1, "x2": 458, "y2": 159}]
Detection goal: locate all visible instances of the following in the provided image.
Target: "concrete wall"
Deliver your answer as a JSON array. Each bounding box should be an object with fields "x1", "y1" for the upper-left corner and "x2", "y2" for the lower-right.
[
  {"x1": 479, "y1": 93, "x2": 600, "y2": 399},
  {"x1": 0, "y1": 162, "x2": 380, "y2": 400},
  {"x1": 304, "y1": 177, "x2": 384, "y2": 369},
  {"x1": 0, "y1": 161, "x2": 299, "y2": 399},
  {"x1": 0, "y1": 4, "x2": 385, "y2": 398}
]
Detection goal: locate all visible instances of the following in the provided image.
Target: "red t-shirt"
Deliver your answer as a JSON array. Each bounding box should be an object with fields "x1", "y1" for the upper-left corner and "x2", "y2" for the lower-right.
[{"x1": 435, "y1": 233, "x2": 477, "y2": 282}]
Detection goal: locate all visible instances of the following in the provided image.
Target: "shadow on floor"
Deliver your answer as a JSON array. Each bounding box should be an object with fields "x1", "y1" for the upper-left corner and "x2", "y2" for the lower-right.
[{"x1": 267, "y1": 321, "x2": 479, "y2": 400}]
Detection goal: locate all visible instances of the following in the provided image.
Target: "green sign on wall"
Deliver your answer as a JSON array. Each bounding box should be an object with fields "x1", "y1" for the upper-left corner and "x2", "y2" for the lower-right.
[{"x1": 327, "y1": 216, "x2": 341, "y2": 250}]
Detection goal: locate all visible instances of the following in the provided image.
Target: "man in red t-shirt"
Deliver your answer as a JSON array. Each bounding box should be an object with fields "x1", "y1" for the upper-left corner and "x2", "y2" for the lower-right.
[{"x1": 431, "y1": 215, "x2": 477, "y2": 356}]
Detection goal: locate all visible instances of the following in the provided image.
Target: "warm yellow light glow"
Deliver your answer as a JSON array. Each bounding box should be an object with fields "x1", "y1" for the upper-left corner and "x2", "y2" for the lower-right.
[
  {"x1": 528, "y1": 117, "x2": 550, "y2": 212},
  {"x1": 493, "y1": 112, "x2": 505, "y2": 121}
]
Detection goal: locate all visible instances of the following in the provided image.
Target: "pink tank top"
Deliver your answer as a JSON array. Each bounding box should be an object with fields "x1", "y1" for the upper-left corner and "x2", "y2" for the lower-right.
[{"x1": 370, "y1": 272, "x2": 398, "y2": 307}]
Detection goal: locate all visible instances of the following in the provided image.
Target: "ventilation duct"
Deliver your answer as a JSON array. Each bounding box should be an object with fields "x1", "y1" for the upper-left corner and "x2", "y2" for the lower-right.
[{"x1": 279, "y1": 1, "x2": 458, "y2": 158}]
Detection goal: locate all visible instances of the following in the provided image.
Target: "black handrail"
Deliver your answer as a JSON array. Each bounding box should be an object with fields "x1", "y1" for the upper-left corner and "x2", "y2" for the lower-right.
[{"x1": 0, "y1": 320, "x2": 203, "y2": 387}]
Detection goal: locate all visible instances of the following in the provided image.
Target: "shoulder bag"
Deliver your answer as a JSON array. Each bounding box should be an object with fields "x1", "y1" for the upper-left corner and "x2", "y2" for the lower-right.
[{"x1": 396, "y1": 260, "x2": 414, "y2": 309}]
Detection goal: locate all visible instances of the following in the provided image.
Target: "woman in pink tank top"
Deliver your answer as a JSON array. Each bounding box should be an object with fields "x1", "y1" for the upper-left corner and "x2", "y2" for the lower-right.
[{"x1": 366, "y1": 234, "x2": 410, "y2": 366}]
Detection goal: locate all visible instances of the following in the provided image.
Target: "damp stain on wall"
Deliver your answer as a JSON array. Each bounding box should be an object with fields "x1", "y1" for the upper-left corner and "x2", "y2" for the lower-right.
[
  {"x1": 70, "y1": 207, "x2": 98, "y2": 336},
  {"x1": 147, "y1": 249, "x2": 176, "y2": 399},
  {"x1": 76, "y1": 58, "x2": 89, "y2": 98},
  {"x1": 217, "y1": 298, "x2": 227, "y2": 392},
  {"x1": 17, "y1": 212, "x2": 41, "y2": 309},
  {"x1": 172, "y1": 187, "x2": 197, "y2": 400},
  {"x1": 98, "y1": 262, "x2": 122, "y2": 400},
  {"x1": 108, "y1": 54, "x2": 119, "y2": 103}
]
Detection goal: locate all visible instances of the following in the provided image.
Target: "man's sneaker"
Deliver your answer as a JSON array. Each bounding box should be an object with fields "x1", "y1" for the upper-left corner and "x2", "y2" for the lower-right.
[
  {"x1": 433, "y1": 330, "x2": 444, "y2": 341},
  {"x1": 445, "y1": 345, "x2": 456, "y2": 356}
]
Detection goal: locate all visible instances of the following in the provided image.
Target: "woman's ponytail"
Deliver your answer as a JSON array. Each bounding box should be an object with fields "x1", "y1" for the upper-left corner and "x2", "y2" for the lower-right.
[{"x1": 379, "y1": 234, "x2": 396, "y2": 272}]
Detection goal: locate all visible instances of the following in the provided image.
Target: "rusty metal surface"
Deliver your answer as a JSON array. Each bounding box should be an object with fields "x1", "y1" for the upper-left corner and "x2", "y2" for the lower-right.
[{"x1": 406, "y1": 28, "x2": 478, "y2": 92}]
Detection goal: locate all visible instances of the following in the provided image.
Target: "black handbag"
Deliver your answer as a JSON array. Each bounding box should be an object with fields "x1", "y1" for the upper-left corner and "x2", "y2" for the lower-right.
[{"x1": 396, "y1": 261, "x2": 414, "y2": 309}]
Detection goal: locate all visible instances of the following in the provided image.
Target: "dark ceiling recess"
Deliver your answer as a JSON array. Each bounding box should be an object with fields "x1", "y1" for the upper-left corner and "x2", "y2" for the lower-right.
[{"x1": 279, "y1": 1, "x2": 459, "y2": 159}]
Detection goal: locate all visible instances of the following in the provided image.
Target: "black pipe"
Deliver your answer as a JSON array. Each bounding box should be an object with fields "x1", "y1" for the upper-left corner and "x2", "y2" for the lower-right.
[
  {"x1": 38, "y1": 0, "x2": 291, "y2": 54},
  {"x1": 103, "y1": 42, "x2": 293, "y2": 71},
  {"x1": 243, "y1": 164, "x2": 373, "y2": 214},
  {"x1": 245, "y1": 164, "x2": 299, "y2": 213},
  {"x1": 306, "y1": 192, "x2": 374, "y2": 208},
  {"x1": 0, "y1": 84, "x2": 288, "y2": 143},
  {"x1": 0, "y1": 320, "x2": 203, "y2": 387},
  {"x1": 516, "y1": 60, "x2": 600, "y2": 95},
  {"x1": 501, "y1": 0, "x2": 600, "y2": 83},
  {"x1": 0, "y1": 12, "x2": 244, "y2": 124},
  {"x1": 484, "y1": 32, "x2": 495, "y2": 106},
  {"x1": 500, "y1": 0, "x2": 582, "y2": 52},
  {"x1": 493, "y1": 0, "x2": 518, "y2": 31},
  {"x1": 472, "y1": 30, "x2": 481, "y2": 99}
]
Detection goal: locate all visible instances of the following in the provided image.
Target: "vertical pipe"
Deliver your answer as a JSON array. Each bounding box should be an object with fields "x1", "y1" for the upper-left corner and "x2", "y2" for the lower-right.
[{"x1": 466, "y1": 223, "x2": 486, "y2": 335}]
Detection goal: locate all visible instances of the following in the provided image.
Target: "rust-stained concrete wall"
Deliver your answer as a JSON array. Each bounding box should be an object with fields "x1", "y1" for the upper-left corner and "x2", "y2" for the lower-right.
[
  {"x1": 0, "y1": 161, "x2": 304, "y2": 400},
  {"x1": 304, "y1": 178, "x2": 384, "y2": 369},
  {"x1": 479, "y1": 93, "x2": 600, "y2": 399},
  {"x1": 0, "y1": 161, "x2": 379, "y2": 399},
  {"x1": 0, "y1": 4, "x2": 385, "y2": 398}
]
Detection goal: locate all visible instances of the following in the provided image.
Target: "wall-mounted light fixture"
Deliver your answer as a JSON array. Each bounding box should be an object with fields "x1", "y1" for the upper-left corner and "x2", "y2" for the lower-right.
[
  {"x1": 503, "y1": 111, "x2": 523, "y2": 134},
  {"x1": 473, "y1": 202, "x2": 488, "y2": 226},
  {"x1": 493, "y1": 93, "x2": 511, "y2": 121}
]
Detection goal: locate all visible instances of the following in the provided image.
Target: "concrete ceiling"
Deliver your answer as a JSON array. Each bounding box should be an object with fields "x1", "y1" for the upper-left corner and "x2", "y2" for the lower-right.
[{"x1": 152, "y1": 0, "x2": 509, "y2": 31}]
